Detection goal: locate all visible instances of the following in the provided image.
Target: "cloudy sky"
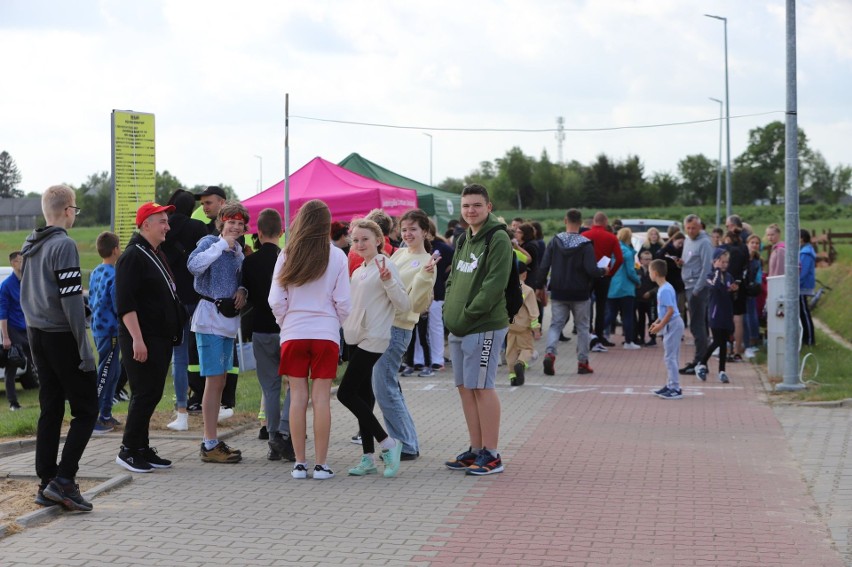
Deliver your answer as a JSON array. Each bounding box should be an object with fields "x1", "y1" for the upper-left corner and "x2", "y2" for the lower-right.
[{"x1": 2, "y1": 0, "x2": 850, "y2": 201}]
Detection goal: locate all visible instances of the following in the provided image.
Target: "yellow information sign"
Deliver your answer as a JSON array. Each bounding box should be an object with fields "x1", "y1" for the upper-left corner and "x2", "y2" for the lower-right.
[{"x1": 111, "y1": 110, "x2": 155, "y2": 247}]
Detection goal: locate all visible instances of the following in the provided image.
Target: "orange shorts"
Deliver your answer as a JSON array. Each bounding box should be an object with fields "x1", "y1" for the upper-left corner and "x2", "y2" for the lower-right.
[{"x1": 279, "y1": 339, "x2": 339, "y2": 379}]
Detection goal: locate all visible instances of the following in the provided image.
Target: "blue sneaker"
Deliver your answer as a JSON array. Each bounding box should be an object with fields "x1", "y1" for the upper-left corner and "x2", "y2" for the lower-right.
[
  {"x1": 696, "y1": 364, "x2": 708, "y2": 382},
  {"x1": 93, "y1": 419, "x2": 114, "y2": 435},
  {"x1": 466, "y1": 449, "x2": 504, "y2": 476},
  {"x1": 445, "y1": 447, "x2": 478, "y2": 471},
  {"x1": 381, "y1": 439, "x2": 403, "y2": 478},
  {"x1": 656, "y1": 388, "x2": 683, "y2": 400},
  {"x1": 652, "y1": 385, "x2": 670, "y2": 396}
]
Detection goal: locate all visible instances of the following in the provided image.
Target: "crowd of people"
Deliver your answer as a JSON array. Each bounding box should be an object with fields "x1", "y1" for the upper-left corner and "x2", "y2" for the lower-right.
[{"x1": 4, "y1": 181, "x2": 818, "y2": 511}]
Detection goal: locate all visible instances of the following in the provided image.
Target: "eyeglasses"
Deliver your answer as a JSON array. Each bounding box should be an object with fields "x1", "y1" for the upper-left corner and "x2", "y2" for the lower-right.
[{"x1": 65, "y1": 206, "x2": 81, "y2": 216}]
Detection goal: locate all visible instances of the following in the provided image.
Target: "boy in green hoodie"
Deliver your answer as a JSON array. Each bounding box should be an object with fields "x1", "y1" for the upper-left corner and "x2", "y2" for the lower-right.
[{"x1": 443, "y1": 184, "x2": 512, "y2": 476}]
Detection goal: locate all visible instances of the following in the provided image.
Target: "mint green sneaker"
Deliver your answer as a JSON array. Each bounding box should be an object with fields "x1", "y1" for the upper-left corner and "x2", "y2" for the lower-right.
[
  {"x1": 381, "y1": 439, "x2": 404, "y2": 478},
  {"x1": 348, "y1": 455, "x2": 377, "y2": 476}
]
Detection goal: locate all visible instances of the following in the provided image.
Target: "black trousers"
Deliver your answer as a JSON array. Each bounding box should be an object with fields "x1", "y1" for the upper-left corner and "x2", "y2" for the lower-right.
[
  {"x1": 4, "y1": 325, "x2": 33, "y2": 405},
  {"x1": 187, "y1": 331, "x2": 239, "y2": 408},
  {"x1": 590, "y1": 276, "x2": 612, "y2": 342},
  {"x1": 29, "y1": 328, "x2": 98, "y2": 483},
  {"x1": 404, "y1": 314, "x2": 430, "y2": 368},
  {"x1": 120, "y1": 334, "x2": 173, "y2": 450},
  {"x1": 800, "y1": 295, "x2": 815, "y2": 347},
  {"x1": 697, "y1": 327, "x2": 730, "y2": 372},
  {"x1": 336, "y1": 346, "x2": 386, "y2": 455}
]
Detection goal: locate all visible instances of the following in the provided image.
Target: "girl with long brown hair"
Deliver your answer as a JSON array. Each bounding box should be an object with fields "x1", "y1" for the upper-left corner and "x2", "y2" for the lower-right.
[{"x1": 269, "y1": 199, "x2": 351, "y2": 479}]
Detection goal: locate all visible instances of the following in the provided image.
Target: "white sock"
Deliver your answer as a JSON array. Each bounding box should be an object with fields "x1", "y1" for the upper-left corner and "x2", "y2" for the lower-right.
[{"x1": 379, "y1": 437, "x2": 396, "y2": 450}]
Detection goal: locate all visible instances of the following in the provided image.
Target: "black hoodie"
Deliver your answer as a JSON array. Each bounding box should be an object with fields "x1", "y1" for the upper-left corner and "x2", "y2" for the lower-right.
[{"x1": 537, "y1": 232, "x2": 606, "y2": 302}]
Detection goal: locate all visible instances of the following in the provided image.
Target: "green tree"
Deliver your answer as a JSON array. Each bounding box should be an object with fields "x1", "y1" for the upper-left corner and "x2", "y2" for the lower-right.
[
  {"x1": 75, "y1": 171, "x2": 112, "y2": 226},
  {"x1": 648, "y1": 171, "x2": 681, "y2": 205},
  {"x1": 0, "y1": 151, "x2": 24, "y2": 198},
  {"x1": 437, "y1": 177, "x2": 464, "y2": 194},
  {"x1": 532, "y1": 150, "x2": 559, "y2": 208},
  {"x1": 804, "y1": 151, "x2": 852, "y2": 204},
  {"x1": 678, "y1": 154, "x2": 717, "y2": 206},
  {"x1": 156, "y1": 170, "x2": 187, "y2": 204},
  {"x1": 734, "y1": 120, "x2": 812, "y2": 205},
  {"x1": 493, "y1": 147, "x2": 534, "y2": 209}
]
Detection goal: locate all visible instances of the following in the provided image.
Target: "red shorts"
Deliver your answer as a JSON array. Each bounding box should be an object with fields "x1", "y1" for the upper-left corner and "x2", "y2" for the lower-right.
[{"x1": 279, "y1": 339, "x2": 339, "y2": 379}]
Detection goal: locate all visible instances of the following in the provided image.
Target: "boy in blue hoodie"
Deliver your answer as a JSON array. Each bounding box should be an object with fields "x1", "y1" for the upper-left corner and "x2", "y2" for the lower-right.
[
  {"x1": 694, "y1": 248, "x2": 737, "y2": 384},
  {"x1": 89, "y1": 232, "x2": 122, "y2": 434}
]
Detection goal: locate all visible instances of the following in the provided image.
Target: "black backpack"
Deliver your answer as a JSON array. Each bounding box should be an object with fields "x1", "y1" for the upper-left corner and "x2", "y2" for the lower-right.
[{"x1": 456, "y1": 226, "x2": 524, "y2": 323}]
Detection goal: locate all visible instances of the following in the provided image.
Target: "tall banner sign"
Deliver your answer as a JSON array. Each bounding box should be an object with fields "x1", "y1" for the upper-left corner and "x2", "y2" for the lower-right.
[{"x1": 111, "y1": 110, "x2": 155, "y2": 246}]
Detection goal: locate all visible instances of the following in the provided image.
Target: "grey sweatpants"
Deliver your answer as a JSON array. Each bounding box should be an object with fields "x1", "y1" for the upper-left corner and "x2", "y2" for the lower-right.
[
  {"x1": 663, "y1": 316, "x2": 685, "y2": 391},
  {"x1": 253, "y1": 332, "x2": 290, "y2": 436}
]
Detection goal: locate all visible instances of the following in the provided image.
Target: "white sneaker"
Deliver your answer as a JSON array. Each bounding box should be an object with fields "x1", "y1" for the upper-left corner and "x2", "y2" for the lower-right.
[
  {"x1": 744, "y1": 348, "x2": 757, "y2": 359},
  {"x1": 312, "y1": 464, "x2": 335, "y2": 479},
  {"x1": 712, "y1": 347, "x2": 720, "y2": 358},
  {"x1": 217, "y1": 406, "x2": 234, "y2": 423},
  {"x1": 623, "y1": 342, "x2": 641, "y2": 350},
  {"x1": 291, "y1": 463, "x2": 308, "y2": 479},
  {"x1": 167, "y1": 412, "x2": 189, "y2": 431},
  {"x1": 591, "y1": 343, "x2": 608, "y2": 353}
]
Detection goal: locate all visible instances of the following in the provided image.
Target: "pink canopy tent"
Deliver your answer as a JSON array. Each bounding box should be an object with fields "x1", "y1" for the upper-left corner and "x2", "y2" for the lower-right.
[{"x1": 242, "y1": 156, "x2": 418, "y2": 231}]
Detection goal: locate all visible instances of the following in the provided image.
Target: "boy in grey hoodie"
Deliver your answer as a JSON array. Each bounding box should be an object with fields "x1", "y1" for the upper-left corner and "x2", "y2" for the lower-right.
[{"x1": 20, "y1": 185, "x2": 98, "y2": 511}]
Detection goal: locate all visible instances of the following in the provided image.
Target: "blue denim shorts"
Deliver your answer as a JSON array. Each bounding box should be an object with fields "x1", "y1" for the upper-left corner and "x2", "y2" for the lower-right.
[{"x1": 196, "y1": 333, "x2": 235, "y2": 377}]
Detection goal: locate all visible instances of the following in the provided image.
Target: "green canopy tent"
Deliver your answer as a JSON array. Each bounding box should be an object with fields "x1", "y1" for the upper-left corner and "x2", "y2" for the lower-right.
[{"x1": 338, "y1": 153, "x2": 461, "y2": 233}]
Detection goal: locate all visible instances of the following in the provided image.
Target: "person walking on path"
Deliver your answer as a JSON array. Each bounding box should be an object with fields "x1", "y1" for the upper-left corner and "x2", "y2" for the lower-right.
[
  {"x1": 538, "y1": 208, "x2": 607, "y2": 377},
  {"x1": 372, "y1": 209, "x2": 437, "y2": 461},
  {"x1": 678, "y1": 214, "x2": 714, "y2": 375},
  {"x1": 605, "y1": 228, "x2": 641, "y2": 350},
  {"x1": 238, "y1": 208, "x2": 295, "y2": 462},
  {"x1": 799, "y1": 229, "x2": 816, "y2": 347},
  {"x1": 584, "y1": 212, "x2": 624, "y2": 351},
  {"x1": 693, "y1": 249, "x2": 737, "y2": 384},
  {"x1": 188, "y1": 201, "x2": 249, "y2": 464},
  {"x1": 0, "y1": 250, "x2": 34, "y2": 411},
  {"x1": 648, "y1": 259, "x2": 685, "y2": 399},
  {"x1": 338, "y1": 219, "x2": 412, "y2": 478},
  {"x1": 506, "y1": 262, "x2": 540, "y2": 386},
  {"x1": 115, "y1": 203, "x2": 186, "y2": 473},
  {"x1": 161, "y1": 189, "x2": 208, "y2": 431},
  {"x1": 20, "y1": 184, "x2": 98, "y2": 511},
  {"x1": 88, "y1": 232, "x2": 122, "y2": 434},
  {"x1": 269, "y1": 199, "x2": 351, "y2": 480},
  {"x1": 443, "y1": 184, "x2": 511, "y2": 476}
]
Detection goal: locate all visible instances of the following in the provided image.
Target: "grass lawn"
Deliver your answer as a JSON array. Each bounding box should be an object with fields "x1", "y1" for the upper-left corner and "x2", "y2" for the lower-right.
[{"x1": 766, "y1": 328, "x2": 852, "y2": 402}]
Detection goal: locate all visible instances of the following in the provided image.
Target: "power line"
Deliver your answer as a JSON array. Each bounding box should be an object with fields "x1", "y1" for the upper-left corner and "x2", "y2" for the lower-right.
[{"x1": 290, "y1": 110, "x2": 784, "y2": 133}]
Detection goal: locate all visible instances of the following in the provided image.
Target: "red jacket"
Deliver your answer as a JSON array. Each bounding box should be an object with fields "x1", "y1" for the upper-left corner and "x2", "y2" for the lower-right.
[{"x1": 584, "y1": 225, "x2": 624, "y2": 275}]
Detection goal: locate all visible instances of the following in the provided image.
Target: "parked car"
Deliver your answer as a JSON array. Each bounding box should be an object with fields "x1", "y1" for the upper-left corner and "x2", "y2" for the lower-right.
[{"x1": 620, "y1": 219, "x2": 679, "y2": 253}]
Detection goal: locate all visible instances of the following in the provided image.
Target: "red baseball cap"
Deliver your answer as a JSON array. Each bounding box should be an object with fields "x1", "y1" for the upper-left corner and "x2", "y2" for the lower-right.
[{"x1": 136, "y1": 202, "x2": 175, "y2": 228}]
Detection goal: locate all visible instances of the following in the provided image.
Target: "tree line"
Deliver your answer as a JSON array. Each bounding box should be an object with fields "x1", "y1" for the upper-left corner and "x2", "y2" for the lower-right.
[
  {"x1": 2, "y1": 120, "x2": 850, "y2": 225},
  {"x1": 436, "y1": 121, "x2": 852, "y2": 210}
]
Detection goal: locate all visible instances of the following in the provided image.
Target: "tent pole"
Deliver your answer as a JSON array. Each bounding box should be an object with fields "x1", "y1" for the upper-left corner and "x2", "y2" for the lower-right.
[{"x1": 284, "y1": 93, "x2": 290, "y2": 232}]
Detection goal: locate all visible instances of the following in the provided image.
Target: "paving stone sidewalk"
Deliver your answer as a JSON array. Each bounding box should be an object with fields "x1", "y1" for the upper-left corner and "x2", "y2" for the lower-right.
[{"x1": 0, "y1": 327, "x2": 846, "y2": 566}]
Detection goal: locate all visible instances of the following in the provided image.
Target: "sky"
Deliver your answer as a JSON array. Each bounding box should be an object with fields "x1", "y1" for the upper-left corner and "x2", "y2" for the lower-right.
[{"x1": 1, "y1": 0, "x2": 850, "y2": 201}]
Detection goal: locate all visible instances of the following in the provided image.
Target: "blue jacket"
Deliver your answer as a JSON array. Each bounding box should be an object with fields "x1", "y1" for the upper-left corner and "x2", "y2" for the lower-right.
[
  {"x1": 799, "y1": 243, "x2": 816, "y2": 296},
  {"x1": 707, "y1": 268, "x2": 735, "y2": 331},
  {"x1": 0, "y1": 273, "x2": 26, "y2": 331},
  {"x1": 89, "y1": 263, "x2": 118, "y2": 338},
  {"x1": 608, "y1": 242, "x2": 640, "y2": 299}
]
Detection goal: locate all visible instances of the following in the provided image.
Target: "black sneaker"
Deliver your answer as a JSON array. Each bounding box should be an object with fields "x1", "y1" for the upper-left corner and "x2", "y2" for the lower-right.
[
  {"x1": 652, "y1": 385, "x2": 670, "y2": 396},
  {"x1": 269, "y1": 433, "x2": 296, "y2": 462},
  {"x1": 400, "y1": 451, "x2": 420, "y2": 461},
  {"x1": 258, "y1": 425, "x2": 269, "y2": 440},
  {"x1": 43, "y1": 479, "x2": 93, "y2": 512},
  {"x1": 445, "y1": 447, "x2": 478, "y2": 471},
  {"x1": 35, "y1": 484, "x2": 59, "y2": 507},
  {"x1": 678, "y1": 363, "x2": 696, "y2": 375},
  {"x1": 559, "y1": 332, "x2": 571, "y2": 342},
  {"x1": 350, "y1": 432, "x2": 363, "y2": 445},
  {"x1": 138, "y1": 447, "x2": 172, "y2": 469},
  {"x1": 600, "y1": 338, "x2": 616, "y2": 347},
  {"x1": 543, "y1": 354, "x2": 555, "y2": 376},
  {"x1": 512, "y1": 361, "x2": 525, "y2": 386},
  {"x1": 9, "y1": 402, "x2": 22, "y2": 411},
  {"x1": 186, "y1": 402, "x2": 203, "y2": 413},
  {"x1": 115, "y1": 446, "x2": 154, "y2": 473}
]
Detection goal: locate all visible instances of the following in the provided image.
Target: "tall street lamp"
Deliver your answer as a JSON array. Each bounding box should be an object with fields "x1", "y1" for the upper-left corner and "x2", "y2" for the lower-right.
[
  {"x1": 422, "y1": 133, "x2": 433, "y2": 186},
  {"x1": 253, "y1": 154, "x2": 263, "y2": 193},
  {"x1": 709, "y1": 97, "x2": 723, "y2": 227},
  {"x1": 705, "y1": 13, "x2": 733, "y2": 217}
]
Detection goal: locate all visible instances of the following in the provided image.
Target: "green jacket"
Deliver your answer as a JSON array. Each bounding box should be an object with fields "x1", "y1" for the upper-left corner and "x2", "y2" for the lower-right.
[{"x1": 443, "y1": 214, "x2": 512, "y2": 336}]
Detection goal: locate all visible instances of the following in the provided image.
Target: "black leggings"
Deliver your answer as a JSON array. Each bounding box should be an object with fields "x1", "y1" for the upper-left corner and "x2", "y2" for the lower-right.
[
  {"x1": 404, "y1": 314, "x2": 430, "y2": 367},
  {"x1": 698, "y1": 327, "x2": 730, "y2": 372},
  {"x1": 336, "y1": 346, "x2": 386, "y2": 455}
]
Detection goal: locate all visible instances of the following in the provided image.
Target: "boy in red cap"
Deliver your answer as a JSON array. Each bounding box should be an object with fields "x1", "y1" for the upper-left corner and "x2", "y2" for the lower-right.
[{"x1": 114, "y1": 202, "x2": 186, "y2": 473}]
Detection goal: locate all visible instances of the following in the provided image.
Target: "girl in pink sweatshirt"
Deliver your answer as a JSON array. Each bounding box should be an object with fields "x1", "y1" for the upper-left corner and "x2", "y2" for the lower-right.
[{"x1": 269, "y1": 200, "x2": 351, "y2": 480}]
